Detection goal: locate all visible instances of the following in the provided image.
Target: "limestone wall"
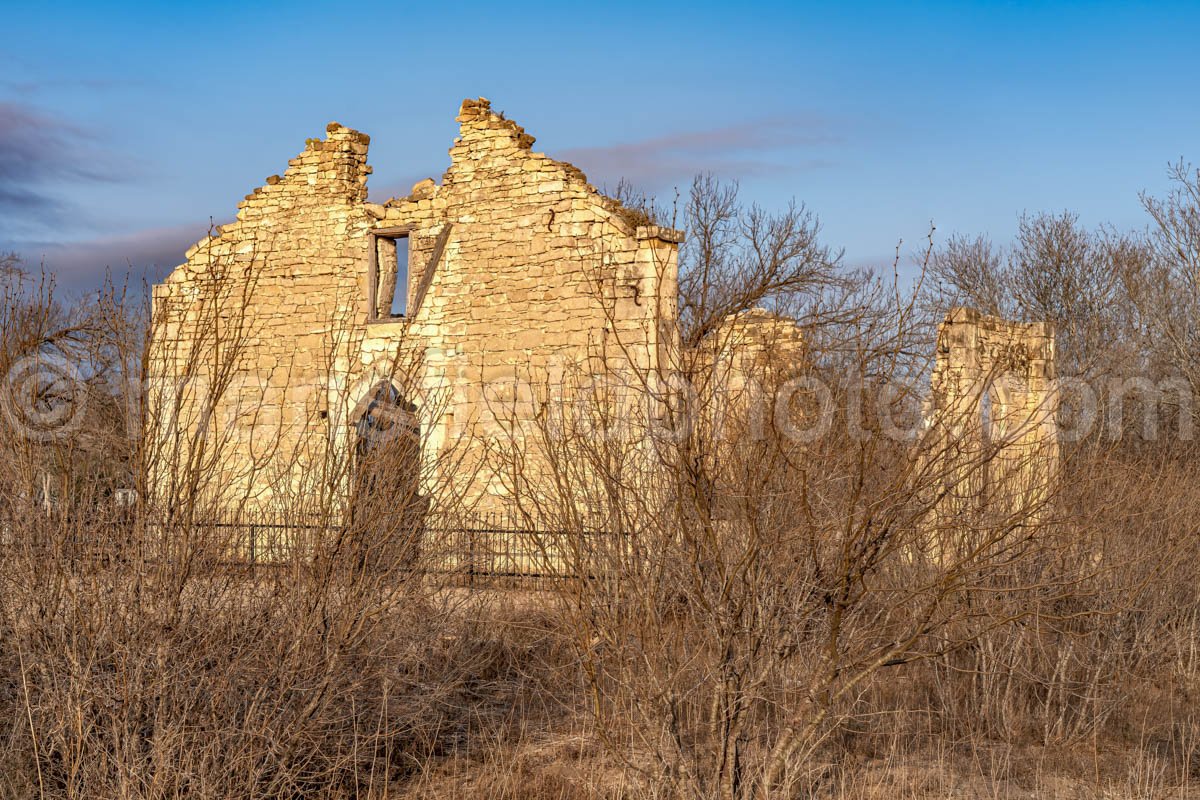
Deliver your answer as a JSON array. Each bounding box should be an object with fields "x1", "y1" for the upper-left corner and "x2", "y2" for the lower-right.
[
  {"x1": 923, "y1": 307, "x2": 1059, "y2": 527},
  {"x1": 361, "y1": 98, "x2": 681, "y2": 518},
  {"x1": 148, "y1": 98, "x2": 682, "y2": 524},
  {"x1": 148, "y1": 123, "x2": 375, "y2": 513}
]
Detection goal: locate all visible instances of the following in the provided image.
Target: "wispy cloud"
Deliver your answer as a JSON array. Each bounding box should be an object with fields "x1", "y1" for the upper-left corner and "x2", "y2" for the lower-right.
[
  {"x1": 559, "y1": 115, "x2": 842, "y2": 192},
  {"x1": 0, "y1": 101, "x2": 126, "y2": 236},
  {"x1": 1, "y1": 77, "x2": 134, "y2": 96},
  {"x1": 12, "y1": 223, "x2": 213, "y2": 290},
  {"x1": 364, "y1": 115, "x2": 840, "y2": 202}
]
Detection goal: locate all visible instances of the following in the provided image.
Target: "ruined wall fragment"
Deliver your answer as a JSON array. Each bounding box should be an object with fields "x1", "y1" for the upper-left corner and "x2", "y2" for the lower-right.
[
  {"x1": 148, "y1": 123, "x2": 374, "y2": 513},
  {"x1": 693, "y1": 308, "x2": 807, "y2": 442},
  {"x1": 148, "y1": 99, "x2": 683, "y2": 530},
  {"x1": 365, "y1": 98, "x2": 682, "y2": 519},
  {"x1": 922, "y1": 307, "x2": 1059, "y2": 537}
]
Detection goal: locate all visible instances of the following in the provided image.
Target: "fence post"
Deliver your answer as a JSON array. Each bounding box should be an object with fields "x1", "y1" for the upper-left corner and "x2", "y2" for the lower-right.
[{"x1": 468, "y1": 524, "x2": 476, "y2": 589}]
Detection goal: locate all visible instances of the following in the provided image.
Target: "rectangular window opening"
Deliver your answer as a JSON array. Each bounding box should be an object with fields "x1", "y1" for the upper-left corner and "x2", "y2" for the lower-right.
[{"x1": 371, "y1": 233, "x2": 410, "y2": 320}]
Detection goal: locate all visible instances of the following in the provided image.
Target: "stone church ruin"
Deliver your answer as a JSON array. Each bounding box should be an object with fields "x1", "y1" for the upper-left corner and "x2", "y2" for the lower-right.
[
  {"x1": 148, "y1": 98, "x2": 682, "y2": 530},
  {"x1": 147, "y1": 98, "x2": 1060, "y2": 556}
]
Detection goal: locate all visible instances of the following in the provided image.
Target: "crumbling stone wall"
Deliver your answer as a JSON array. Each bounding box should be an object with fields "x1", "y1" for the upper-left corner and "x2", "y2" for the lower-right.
[
  {"x1": 149, "y1": 124, "x2": 374, "y2": 511},
  {"x1": 362, "y1": 98, "x2": 681, "y2": 517},
  {"x1": 695, "y1": 308, "x2": 807, "y2": 443},
  {"x1": 923, "y1": 307, "x2": 1059, "y2": 528},
  {"x1": 146, "y1": 100, "x2": 1060, "y2": 553},
  {"x1": 148, "y1": 98, "x2": 682, "y2": 522},
  {"x1": 701, "y1": 309, "x2": 806, "y2": 391}
]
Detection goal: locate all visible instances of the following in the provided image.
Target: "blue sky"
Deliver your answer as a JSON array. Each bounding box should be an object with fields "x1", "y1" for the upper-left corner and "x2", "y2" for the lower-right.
[{"x1": 2, "y1": 0, "x2": 1198, "y2": 291}]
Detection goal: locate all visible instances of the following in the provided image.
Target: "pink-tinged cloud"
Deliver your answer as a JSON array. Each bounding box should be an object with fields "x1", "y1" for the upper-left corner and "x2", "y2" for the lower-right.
[
  {"x1": 365, "y1": 116, "x2": 840, "y2": 202},
  {"x1": 13, "y1": 222, "x2": 219, "y2": 290},
  {"x1": 558, "y1": 115, "x2": 841, "y2": 191}
]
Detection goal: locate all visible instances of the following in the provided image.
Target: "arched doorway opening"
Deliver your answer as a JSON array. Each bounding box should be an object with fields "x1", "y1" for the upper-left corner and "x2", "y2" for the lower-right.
[
  {"x1": 349, "y1": 381, "x2": 426, "y2": 567},
  {"x1": 979, "y1": 377, "x2": 1015, "y2": 509},
  {"x1": 980, "y1": 378, "x2": 1013, "y2": 444}
]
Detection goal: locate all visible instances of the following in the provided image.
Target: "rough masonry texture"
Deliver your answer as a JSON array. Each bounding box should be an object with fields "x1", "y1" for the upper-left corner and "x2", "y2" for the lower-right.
[
  {"x1": 149, "y1": 98, "x2": 681, "y2": 521},
  {"x1": 923, "y1": 307, "x2": 1059, "y2": 528},
  {"x1": 147, "y1": 98, "x2": 1061, "y2": 541}
]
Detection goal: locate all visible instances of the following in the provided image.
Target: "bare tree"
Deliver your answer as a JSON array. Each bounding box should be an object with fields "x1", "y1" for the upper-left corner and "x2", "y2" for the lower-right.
[
  {"x1": 1, "y1": 170, "x2": 1199, "y2": 799},
  {"x1": 678, "y1": 174, "x2": 843, "y2": 349},
  {"x1": 478, "y1": 176, "x2": 1100, "y2": 800},
  {"x1": 0, "y1": 243, "x2": 521, "y2": 799},
  {"x1": 929, "y1": 211, "x2": 1143, "y2": 380},
  {"x1": 1125, "y1": 162, "x2": 1200, "y2": 394}
]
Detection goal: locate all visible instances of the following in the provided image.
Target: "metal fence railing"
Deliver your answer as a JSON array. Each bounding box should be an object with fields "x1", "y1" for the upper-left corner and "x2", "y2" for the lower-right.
[{"x1": 2, "y1": 509, "x2": 624, "y2": 587}]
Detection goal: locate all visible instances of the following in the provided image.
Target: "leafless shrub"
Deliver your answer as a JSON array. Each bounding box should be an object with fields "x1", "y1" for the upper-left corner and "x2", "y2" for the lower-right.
[
  {"x1": 0, "y1": 254, "x2": 543, "y2": 799},
  {"x1": 1, "y1": 168, "x2": 1199, "y2": 800}
]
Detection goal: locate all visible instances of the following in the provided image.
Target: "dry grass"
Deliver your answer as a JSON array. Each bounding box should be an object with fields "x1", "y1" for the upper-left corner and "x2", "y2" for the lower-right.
[
  {"x1": 0, "y1": 491, "x2": 1197, "y2": 799},
  {"x1": 3, "y1": 166, "x2": 1200, "y2": 798}
]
